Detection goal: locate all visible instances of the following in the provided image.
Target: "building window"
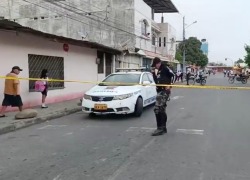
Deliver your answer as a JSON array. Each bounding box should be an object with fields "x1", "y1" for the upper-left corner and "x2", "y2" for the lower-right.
[
  {"x1": 141, "y1": 20, "x2": 147, "y2": 36},
  {"x1": 152, "y1": 34, "x2": 156, "y2": 46},
  {"x1": 28, "y1": 54, "x2": 64, "y2": 91},
  {"x1": 164, "y1": 37, "x2": 166, "y2": 47},
  {"x1": 97, "y1": 51, "x2": 104, "y2": 74},
  {"x1": 159, "y1": 37, "x2": 161, "y2": 47}
]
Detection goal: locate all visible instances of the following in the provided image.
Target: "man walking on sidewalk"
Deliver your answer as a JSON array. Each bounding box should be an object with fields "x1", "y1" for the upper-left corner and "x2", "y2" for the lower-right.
[
  {"x1": 151, "y1": 58, "x2": 175, "y2": 136},
  {"x1": 0, "y1": 66, "x2": 23, "y2": 118}
]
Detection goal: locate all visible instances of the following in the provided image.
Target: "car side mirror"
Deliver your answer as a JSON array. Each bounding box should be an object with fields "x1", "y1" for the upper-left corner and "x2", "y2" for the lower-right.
[{"x1": 142, "y1": 81, "x2": 151, "y2": 85}]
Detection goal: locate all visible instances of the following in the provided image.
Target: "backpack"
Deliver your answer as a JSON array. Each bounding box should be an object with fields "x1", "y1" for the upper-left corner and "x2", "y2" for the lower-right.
[{"x1": 35, "y1": 81, "x2": 45, "y2": 92}]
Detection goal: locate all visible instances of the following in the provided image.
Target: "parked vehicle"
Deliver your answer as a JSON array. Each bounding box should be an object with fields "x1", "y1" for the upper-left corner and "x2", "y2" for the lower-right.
[
  {"x1": 193, "y1": 75, "x2": 206, "y2": 85},
  {"x1": 228, "y1": 75, "x2": 247, "y2": 84},
  {"x1": 81, "y1": 68, "x2": 157, "y2": 117}
]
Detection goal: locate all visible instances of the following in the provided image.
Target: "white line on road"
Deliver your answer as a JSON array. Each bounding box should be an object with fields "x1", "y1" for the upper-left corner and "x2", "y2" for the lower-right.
[
  {"x1": 172, "y1": 96, "x2": 184, "y2": 100},
  {"x1": 38, "y1": 125, "x2": 67, "y2": 130},
  {"x1": 52, "y1": 174, "x2": 61, "y2": 180},
  {"x1": 86, "y1": 125, "x2": 110, "y2": 128},
  {"x1": 64, "y1": 132, "x2": 73, "y2": 136},
  {"x1": 126, "y1": 127, "x2": 155, "y2": 132},
  {"x1": 176, "y1": 129, "x2": 204, "y2": 135}
]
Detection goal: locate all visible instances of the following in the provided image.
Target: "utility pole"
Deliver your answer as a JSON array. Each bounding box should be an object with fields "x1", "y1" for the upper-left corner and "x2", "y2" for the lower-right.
[{"x1": 182, "y1": 16, "x2": 186, "y2": 73}]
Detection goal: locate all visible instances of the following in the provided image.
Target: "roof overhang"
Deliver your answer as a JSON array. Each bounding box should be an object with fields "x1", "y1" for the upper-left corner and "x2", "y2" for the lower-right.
[
  {"x1": 0, "y1": 20, "x2": 121, "y2": 54},
  {"x1": 143, "y1": 0, "x2": 178, "y2": 13}
]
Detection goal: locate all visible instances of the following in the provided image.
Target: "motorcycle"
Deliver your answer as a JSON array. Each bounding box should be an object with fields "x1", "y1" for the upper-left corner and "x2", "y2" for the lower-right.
[
  {"x1": 228, "y1": 75, "x2": 247, "y2": 84},
  {"x1": 193, "y1": 75, "x2": 206, "y2": 85}
]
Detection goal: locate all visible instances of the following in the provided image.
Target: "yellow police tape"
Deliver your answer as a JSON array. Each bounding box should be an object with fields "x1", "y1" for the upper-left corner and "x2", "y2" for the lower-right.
[{"x1": 0, "y1": 76, "x2": 250, "y2": 90}]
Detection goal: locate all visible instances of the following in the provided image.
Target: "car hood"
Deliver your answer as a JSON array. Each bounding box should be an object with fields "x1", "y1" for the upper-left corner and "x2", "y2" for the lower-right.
[{"x1": 86, "y1": 85, "x2": 140, "y2": 96}]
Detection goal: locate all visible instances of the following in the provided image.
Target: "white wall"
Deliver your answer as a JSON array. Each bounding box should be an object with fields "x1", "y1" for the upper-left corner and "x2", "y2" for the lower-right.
[
  {"x1": 134, "y1": 0, "x2": 152, "y2": 52},
  {"x1": 157, "y1": 23, "x2": 177, "y2": 60},
  {"x1": 0, "y1": 31, "x2": 98, "y2": 109}
]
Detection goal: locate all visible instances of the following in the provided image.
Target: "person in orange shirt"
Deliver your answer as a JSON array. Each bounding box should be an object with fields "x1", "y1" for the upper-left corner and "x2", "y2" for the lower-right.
[{"x1": 0, "y1": 66, "x2": 23, "y2": 118}]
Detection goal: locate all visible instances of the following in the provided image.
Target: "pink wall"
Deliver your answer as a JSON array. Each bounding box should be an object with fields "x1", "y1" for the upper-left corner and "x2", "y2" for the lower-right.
[{"x1": 0, "y1": 31, "x2": 99, "y2": 111}]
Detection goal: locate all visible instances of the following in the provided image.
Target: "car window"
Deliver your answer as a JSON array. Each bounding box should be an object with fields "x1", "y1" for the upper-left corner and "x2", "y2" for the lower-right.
[
  {"x1": 99, "y1": 74, "x2": 141, "y2": 86},
  {"x1": 146, "y1": 73, "x2": 155, "y2": 83},
  {"x1": 141, "y1": 74, "x2": 150, "y2": 83}
]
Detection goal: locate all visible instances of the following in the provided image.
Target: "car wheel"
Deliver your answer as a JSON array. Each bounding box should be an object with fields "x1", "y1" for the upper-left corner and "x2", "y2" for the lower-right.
[
  {"x1": 133, "y1": 97, "x2": 143, "y2": 117},
  {"x1": 88, "y1": 113, "x2": 96, "y2": 118}
]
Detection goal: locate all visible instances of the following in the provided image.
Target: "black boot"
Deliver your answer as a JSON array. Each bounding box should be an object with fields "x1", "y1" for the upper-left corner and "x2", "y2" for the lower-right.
[
  {"x1": 151, "y1": 128, "x2": 164, "y2": 136},
  {"x1": 163, "y1": 127, "x2": 167, "y2": 133}
]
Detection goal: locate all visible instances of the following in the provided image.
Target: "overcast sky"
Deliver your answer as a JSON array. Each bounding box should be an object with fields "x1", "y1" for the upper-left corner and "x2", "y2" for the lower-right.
[{"x1": 155, "y1": 0, "x2": 250, "y2": 65}]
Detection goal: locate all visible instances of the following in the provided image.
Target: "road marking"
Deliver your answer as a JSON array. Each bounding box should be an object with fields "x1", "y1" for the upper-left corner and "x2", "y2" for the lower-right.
[
  {"x1": 52, "y1": 174, "x2": 61, "y2": 180},
  {"x1": 176, "y1": 129, "x2": 204, "y2": 135},
  {"x1": 199, "y1": 173, "x2": 204, "y2": 180},
  {"x1": 38, "y1": 125, "x2": 67, "y2": 130},
  {"x1": 126, "y1": 127, "x2": 155, "y2": 132},
  {"x1": 180, "y1": 108, "x2": 185, "y2": 110},
  {"x1": 172, "y1": 96, "x2": 184, "y2": 100},
  {"x1": 225, "y1": 173, "x2": 250, "y2": 178},
  {"x1": 64, "y1": 132, "x2": 73, "y2": 136},
  {"x1": 86, "y1": 125, "x2": 110, "y2": 128}
]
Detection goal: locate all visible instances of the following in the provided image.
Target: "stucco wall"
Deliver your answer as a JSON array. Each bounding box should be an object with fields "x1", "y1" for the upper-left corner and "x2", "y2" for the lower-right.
[
  {"x1": 0, "y1": 31, "x2": 98, "y2": 110},
  {"x1": 1, "y1": 0, "x2": 135, "y2": 50},
  {"x1": 134, "y1": 0, "x2": 152, "y2": 52}
]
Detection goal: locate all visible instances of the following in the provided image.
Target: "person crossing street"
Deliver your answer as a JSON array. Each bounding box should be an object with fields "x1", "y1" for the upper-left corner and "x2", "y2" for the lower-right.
[{"x1": 151, "y1": 58, "x2": 175, "y2": 136}]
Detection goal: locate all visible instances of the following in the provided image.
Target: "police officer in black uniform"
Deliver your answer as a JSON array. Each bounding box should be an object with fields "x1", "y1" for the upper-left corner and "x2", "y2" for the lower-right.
[{"x1": 151, "y1": 57, "x2": 175, "y2": 136}]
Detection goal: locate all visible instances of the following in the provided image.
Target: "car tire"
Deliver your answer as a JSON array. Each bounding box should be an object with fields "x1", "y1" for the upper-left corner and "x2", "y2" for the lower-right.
[{"x1": 133, "y1": 97, "x2": 143, "y2": 117}]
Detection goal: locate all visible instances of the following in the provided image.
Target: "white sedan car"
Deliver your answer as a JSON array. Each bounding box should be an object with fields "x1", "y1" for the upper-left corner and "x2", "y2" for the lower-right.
[{"x1": 82, "y1": 71, "x2": 157, "y2": 117}]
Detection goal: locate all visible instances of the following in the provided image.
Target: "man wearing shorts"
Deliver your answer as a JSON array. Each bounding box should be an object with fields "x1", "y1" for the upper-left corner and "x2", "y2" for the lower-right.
[{"x1": 0, "y1": 66, "x2": 23, "y2": 118}]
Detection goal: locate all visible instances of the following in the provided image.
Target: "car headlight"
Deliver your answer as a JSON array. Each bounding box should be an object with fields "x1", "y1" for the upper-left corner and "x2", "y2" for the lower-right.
[
  {"x1": 113, "y1": 93, "x2": 133, "y2": 100},
  {"x1": 83, "y1": 94, "x2": 92, "y2": 100}
]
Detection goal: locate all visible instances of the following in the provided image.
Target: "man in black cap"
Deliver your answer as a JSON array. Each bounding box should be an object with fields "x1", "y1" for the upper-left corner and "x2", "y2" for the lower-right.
[
  {"x1": 0, "y1": 66, "x2": 23, "y2": 118},
  {"x1": 151, "y1": 57, "x2": 175, "y2": 136}
]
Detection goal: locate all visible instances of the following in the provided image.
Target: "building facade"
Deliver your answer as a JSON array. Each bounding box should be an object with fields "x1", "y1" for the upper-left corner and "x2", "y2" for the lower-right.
[
  {"x1": 0, "y1": 20, "x2": 119, "y2": 112},
  {"x1": 0, "y1": 0, "x2": 179, "y2": 71}
]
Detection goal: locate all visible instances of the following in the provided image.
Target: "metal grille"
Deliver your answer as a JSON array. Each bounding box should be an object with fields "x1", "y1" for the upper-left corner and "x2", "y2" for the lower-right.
[
  {"x1": 91, "y1": 96, "x2": 114, "y2": 102},
  {"x1": 28, "y1": 54, "x2": 64, "y2": 91}
]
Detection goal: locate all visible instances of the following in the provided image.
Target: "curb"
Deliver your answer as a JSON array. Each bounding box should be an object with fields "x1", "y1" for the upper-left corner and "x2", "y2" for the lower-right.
[{"x1": 0, "y1": 107, "x2": 82, "y2": 135}]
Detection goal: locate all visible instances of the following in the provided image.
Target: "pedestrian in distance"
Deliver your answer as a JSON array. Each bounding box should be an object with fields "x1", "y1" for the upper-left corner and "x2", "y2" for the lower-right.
[
  {"x1": 151, "y1": 57, "x2": 175, "y2": 136},
  {"x1": 40, "y1": 69, "x2": 49, "y2": 108},
  {"x1": 0, "y1": 66, "x2": 23, "y2": 118}
]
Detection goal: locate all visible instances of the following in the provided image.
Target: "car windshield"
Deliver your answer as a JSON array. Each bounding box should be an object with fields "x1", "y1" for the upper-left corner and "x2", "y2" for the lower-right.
[{"x1": 99, "y1": 74, "x2": 141, "y2": 86}]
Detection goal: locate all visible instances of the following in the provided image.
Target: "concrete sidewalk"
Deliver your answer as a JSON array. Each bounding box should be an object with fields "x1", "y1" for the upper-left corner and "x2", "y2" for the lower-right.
[{"x1": 0, "y1": 98, "x2": 82, "y2": 135}]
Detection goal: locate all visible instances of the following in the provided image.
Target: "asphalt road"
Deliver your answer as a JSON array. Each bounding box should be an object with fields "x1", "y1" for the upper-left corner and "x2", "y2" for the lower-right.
[{"x1": 1, "y1": 74, "x2": 250, "y2": 180}]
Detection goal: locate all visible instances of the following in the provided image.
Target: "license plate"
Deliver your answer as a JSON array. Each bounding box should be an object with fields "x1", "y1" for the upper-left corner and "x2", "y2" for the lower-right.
[{"x1": 94, "y1": 104, "x2": 107, "y2": 110}]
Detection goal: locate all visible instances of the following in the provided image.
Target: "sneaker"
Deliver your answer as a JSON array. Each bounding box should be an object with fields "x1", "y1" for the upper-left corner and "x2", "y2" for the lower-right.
[
  {"x1": 151, "y1": 128, "x2": 164, "y2": 136},
  {"x1": 41, "y1": 105, "x2": 48, "y2": 109}
]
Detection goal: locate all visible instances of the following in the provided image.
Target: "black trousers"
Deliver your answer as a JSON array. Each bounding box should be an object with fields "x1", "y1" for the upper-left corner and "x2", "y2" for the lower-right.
[{"x1": 154, "y1": 91, "x2": 168, "y2": 129}]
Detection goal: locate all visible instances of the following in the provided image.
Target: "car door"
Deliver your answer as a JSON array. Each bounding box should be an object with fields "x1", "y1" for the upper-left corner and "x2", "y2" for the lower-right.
[
  {"x1": 146, "y1": 73, "x2": 157, "y2": 103},
  {"x1": 141, "y1": 73, "x2": 151, "y2": 105}
]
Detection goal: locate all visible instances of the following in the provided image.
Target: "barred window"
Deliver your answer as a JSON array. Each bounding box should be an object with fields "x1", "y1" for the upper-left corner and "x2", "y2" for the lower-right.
[{"x1": 28, "y1": 54, "x2": 64, "y2": 91}]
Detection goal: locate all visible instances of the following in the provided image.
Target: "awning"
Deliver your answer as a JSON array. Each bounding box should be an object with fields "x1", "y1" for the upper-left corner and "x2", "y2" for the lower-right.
[{"x1": 143, "y1": 0, "x2": 178, "y2": 13}]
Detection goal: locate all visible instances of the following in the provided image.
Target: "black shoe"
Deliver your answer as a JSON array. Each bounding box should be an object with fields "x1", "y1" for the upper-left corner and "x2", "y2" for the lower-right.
[
  {"x1": 163, "y1": 127, "x2": 167, "y2": 133},
  {"x1": 151, "y1": 128, "x2": 164, "y2": 136}
]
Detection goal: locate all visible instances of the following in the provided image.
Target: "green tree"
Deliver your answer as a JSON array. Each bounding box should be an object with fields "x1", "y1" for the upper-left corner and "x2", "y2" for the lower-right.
[
  {"x1": 244, "y1": 45, "x2": 250, "y2": 66},
  {"x1": 175, "y1": 50, "x2": 183, "y2": 62},
  {"x1": 177, "y1": 37, "x2": 208, "y2": 67},
  {"x1": 236, "y1": 58, "x2": 244, "y2": 64}
]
